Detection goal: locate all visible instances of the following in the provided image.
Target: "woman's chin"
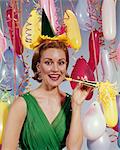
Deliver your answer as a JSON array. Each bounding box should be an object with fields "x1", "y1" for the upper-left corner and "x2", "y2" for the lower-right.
[{"x1": 48, "y1": 79, "x2": 62, "y2": 87}]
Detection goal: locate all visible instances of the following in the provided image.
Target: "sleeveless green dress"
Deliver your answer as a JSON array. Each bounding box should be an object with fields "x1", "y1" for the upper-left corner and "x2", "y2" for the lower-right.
[{"x1": 19, "y1": 92, "x2": 72, "y2": 150}]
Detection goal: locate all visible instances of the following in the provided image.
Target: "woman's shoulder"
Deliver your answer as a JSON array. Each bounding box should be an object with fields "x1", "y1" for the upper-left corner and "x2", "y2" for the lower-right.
[
  {"x1": 12, "y1": 96, "x2": 26, "y2": 106},
  {"x1": 4, "y1": 96, "x2": 27, "y2": 128},
  {"x1": 9, "y1": 96, "x2": 27, "y2": 116},
  {"x1": 59, "y1": 90, "x2": 71, "y2": 97},
  {"x1": 62, "y1": 91, "x2": 71, "y2": 99}
]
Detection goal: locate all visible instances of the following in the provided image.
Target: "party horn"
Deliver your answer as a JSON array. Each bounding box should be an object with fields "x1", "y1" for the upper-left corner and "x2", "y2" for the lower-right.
[{"x1": 65, "y1": 77, "x2": 98, "y2": 88}]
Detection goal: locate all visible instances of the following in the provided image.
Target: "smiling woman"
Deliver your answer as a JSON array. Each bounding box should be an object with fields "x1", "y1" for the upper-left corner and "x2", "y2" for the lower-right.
[
  {"x1": 32, "y1": 40, "x2": 68, "y2": 89},
  {"x1": 32, "y1": 40, "x2": 69, "y2": 83},
  {"x1": 1, "y1": 40, "x2": 91, "y2": 150}
]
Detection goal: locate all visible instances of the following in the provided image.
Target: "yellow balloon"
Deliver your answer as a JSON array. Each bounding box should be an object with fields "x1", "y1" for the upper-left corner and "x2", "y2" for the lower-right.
[
  {"x1": 98, "y1": 81, "x2": 118, "y2": 127},
  {"x1": 22, "y1": 9, "x2": 42, "y2": 50},
  {"x1": 64, "y1": 10, "x2": 82, "y2": 51},
  {"x1": 0, "y1": 101, "x2": 9, "y2": 144},
  {"x1": 102, "y1": 98, "x2": 118, "y2": 127}
]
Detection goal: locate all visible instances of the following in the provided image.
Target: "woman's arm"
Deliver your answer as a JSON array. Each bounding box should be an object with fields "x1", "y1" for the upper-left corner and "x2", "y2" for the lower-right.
[
  {"x1": 66, "y1": 83, "x2": 91, "y2": 150},
  {"x1": 2, "y1": 97, "x2": 26, "y2": 150}
]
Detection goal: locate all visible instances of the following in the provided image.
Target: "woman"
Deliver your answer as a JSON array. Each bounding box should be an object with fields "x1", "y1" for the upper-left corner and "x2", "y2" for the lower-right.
[{"x1": 2, "y1": 40, "x2": 91, "y2": 150}]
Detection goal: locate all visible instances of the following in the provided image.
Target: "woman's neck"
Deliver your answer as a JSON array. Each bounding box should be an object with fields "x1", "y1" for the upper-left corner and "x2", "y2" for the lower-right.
[
  {"x1": 38, "y1": 84, "x2": 60, "y2": 97},
  {"x1": 30, "y1": 84, "x2": 66, "y2": 105}
]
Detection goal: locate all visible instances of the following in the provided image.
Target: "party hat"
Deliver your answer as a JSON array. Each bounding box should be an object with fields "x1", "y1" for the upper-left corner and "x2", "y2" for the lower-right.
[
  {"x1": 41, "y1": 9, "x2": 55, "y2": 38},
  {"x1": 22, "y1": 8, "x2": 82, "y2": 51}
]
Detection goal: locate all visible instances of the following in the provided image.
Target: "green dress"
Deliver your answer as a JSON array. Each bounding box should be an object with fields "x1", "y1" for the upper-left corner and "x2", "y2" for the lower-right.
[{"x1": 19, "y1": 92, "x2": 72, "y2": 150}]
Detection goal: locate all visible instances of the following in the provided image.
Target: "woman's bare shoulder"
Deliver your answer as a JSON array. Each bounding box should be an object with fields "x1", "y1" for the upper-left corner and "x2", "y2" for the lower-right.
[
  {"x1": 12, "y1": 96, "x2": 26, "y2": 107},
  {"x1": 60, "y1": 90, "x2": 68, "y2": 98},
  {"x1": 1, "y1": 97, "x2": 27, "y2": 149},
  {"x1": 9, "y1": 96, "x2": 27, "y2": 118}
]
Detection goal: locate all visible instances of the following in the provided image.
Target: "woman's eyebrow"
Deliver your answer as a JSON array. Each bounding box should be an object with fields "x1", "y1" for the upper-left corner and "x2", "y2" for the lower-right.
[
  {"x1": 43, "y1": 58, "x2": 52, "y2": 60},
  {"x1": 58, "y1": 58, "x2": 66, "y2": 61},
  {"x1": 43, "y1": 58, "x2": 66, "y2": 61}
]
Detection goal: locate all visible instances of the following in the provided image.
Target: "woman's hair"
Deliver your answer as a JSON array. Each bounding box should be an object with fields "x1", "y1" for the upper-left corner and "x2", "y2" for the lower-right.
[{"x1": 32, "y1": 40, "x2": 69, "y2": 82}]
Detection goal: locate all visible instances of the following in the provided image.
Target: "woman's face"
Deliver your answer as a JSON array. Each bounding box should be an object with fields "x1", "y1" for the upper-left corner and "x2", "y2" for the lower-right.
[{"x1": 37, "y1": 48, "x2": 67, "y2": 88}]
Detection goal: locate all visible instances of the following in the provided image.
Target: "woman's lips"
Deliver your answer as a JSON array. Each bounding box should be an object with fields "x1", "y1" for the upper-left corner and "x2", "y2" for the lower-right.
[{"x1": 48, "y1": 74, "x2": 60, "y2": 81}]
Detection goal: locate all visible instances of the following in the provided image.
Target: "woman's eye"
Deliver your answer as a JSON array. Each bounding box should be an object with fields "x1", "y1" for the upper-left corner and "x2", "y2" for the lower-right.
[
  {"x1": 58, "y1": 61, "x2": 66, "y2": 65},
  {"x1": 44, "y1": 61, "x2": 52, "y2": 65}
]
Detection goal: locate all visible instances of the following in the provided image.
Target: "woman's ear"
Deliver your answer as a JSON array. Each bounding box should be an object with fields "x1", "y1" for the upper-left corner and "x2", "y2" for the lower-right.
[
  {"x1": 36, "y1": 62, "x2": 41, "y2": 73},
  {"x1": 35, "y1": 62, "x2": 42, "y2": 81}
]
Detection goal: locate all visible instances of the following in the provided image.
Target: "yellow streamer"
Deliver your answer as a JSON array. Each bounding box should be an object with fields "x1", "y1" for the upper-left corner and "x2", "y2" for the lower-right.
[{"x1": 98, "y1": 81, "x2": 118, "y2": 127}]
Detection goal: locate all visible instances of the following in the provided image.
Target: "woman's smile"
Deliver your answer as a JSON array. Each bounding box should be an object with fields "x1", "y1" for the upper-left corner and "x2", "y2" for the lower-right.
[
  {"x1": 48, "y1": 74, "x2": 61, "y2": 81},
  {"x1": 37, "y1": 48, "x2": 67, "y2": 87}
]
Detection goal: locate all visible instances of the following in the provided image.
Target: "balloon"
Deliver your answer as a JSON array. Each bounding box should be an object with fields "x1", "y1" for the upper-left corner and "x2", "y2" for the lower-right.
[
  {"x1": 70, "y1": 57, "x2": 95, "y2": 100},
  {"x1": 113, "y1": 95, "x2": 120, "y2": 132},
  {"x1": 99, "y1": 81, "x2": 118, "y2": 127},
  {"x1": 101, "y1": 50, "x2": 114, "y2": 82},
  {"x1": 22, "y1": 9, "x2": 42, "y2": 50},
  {"x1": 49, "y1": 0, "x2": 59, "y2": 34},
  {"x1": 0, "y1": 29, "x2": 7, "y2": 61},
  {"x1": 0, "y1": 47, "x2": 27, "y2": 95},
  {"x1": 113, "y1": 114, "x2": 120, "y2": 133},
  {"x1": 6, "y1": 5, "x2": 23, "y2": 55},
  {"x1": 64, "y1": 10, "x2": 82, "y2": 51},
  {"x1": 75, "y1": 0, "x2": 97, "y2": 31},
  {"x1": 0, "y1": 101, "x2": 9, "y2": 144},
  {"x1": 112, "y1": 123, "x2": 118, "y2": 132},
  {"x1": 88, "y1": 29, "x2": 100, "y2": 71},
  {"x1": 82, "y1": 101, "x2": 106, "y2": 140},
  {"x1": 116, "y1": 0, "x2": 120, "y2": 38},
  {"x1": 116, "y1": 95, "x2": 120, "y2": 112},
  {"x1": 102, "y1": 0, "x2": 116, "y2": 40},
  {"x1": 87, "y1": 132, "x2": 111, "y2": 150},
  {"x1": 116, "y1": 43, "x2": 120, "y2": 63},
  {"x1": 40, "y1": 0, "x2": 50, "y2": 22},
  {"x1": 118, "y1": 132, "x2": 120, "y2": 148}
]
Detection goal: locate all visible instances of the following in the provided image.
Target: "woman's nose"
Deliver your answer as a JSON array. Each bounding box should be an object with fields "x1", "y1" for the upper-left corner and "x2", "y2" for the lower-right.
[{"x1": 52, "y1": 63, "x2": 59, "y2": 71}]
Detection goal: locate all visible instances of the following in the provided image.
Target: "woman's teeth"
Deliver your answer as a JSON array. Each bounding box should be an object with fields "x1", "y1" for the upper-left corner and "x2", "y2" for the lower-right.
[{"x1": 48, "y1": 75, "x2": 60, "y2": 81}]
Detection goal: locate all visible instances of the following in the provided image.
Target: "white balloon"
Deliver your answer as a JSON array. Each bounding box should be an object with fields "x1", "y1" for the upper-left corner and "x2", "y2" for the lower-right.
[
  {"x1": 87, "y1": 132, "x2": 111, "y2": 150},
  {"x1": 82, "y1": 101, "x2": 106, "y2": 140},
  {"x1": 101, "y1": 50, "x2": 115, "y2": 82},
  {"x1": 102, "y1": 0, "x2": 117, "y2": 40},
  {"x1": 40, "y1": 0, "x2": 50, "y2": 21},
  {"x1": 75, "y1": 0, "x2": 97, "y2": 31}
]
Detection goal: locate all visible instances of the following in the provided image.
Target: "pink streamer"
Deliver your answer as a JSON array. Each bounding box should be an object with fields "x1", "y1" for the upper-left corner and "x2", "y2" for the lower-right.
[
  {"x1": 49, "y1": 0, "x2": 60, "y2": 34},
  {"x1": 0, "y1": 29, "x2": 7, "y2": 60},
  {"x1": 117, "y1": 43, "x2": 120, "y2": 63}
]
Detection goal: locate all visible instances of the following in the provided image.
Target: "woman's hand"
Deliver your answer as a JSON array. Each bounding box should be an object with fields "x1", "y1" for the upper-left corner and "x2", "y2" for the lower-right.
[{"x1": 71, "y1": 77, "x2": 92, "y2": 107}]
